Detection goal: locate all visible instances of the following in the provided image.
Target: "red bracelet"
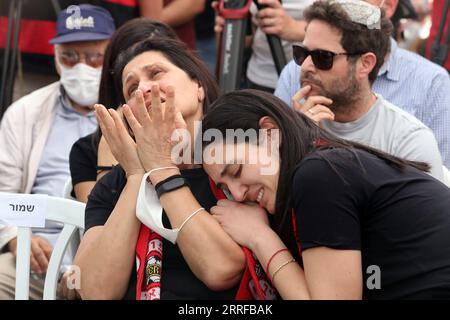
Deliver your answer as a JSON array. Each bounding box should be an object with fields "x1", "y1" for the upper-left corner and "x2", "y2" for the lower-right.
[{"x1": 266, "y1": 248, "x2": 289, "y2": 274}]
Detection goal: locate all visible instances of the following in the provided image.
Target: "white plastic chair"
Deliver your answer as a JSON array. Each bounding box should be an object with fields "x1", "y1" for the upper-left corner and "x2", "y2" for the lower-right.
[
  {"x1": 62, "y1": 178, "x2": 84, "y2": 267},
  {"x1": 443, "y1": 166, "x2": 450, "y2": 188},
  {"x1": 0, "y1": 193, "x2": 86, "y2": 300},
  {"x1": 63, "y1": 178, "x2": 75, "y2": 200}
]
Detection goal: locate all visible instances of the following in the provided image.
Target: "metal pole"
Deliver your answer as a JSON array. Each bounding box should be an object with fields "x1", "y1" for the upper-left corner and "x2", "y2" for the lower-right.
[
  {"x1": 5, "y1": 0, "x2": 23, "y2": 107},
  {"x1": 431, "y1": 0, "x2": 450, "y2": 66},
  {"x1": 0, "y1": 0, "x2": 17, "y2": 118},
  {"x1": 217, "y1": 0, "x2": 252, "y2": 93}
]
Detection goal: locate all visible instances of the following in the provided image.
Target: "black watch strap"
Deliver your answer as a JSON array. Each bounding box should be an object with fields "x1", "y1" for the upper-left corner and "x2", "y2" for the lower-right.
[{"x1": 155, "y1": 175, "x2": 188, "y2": 198}]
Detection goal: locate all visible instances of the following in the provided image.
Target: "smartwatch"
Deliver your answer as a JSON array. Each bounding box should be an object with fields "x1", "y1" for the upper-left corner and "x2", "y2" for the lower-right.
[{"x1": 155, "y1": 174, "x2": 189, "y2": 198}]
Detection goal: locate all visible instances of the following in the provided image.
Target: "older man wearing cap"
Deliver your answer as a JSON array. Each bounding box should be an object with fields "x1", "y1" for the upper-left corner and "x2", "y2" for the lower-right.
[{"x1": 0, "y1": 4, "x2": 115, "y2": 300}]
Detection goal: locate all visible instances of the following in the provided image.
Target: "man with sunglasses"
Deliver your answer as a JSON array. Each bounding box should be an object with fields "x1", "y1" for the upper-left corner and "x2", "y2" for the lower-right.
[
  {"x1": 274, "y1": 0, "x2": 444, "y2": 181},
  {"x1": 0, "y1": 4, "x2": 115, "y2": 299},
  {"x1": 275, "y1": 0, "x2": 450, "y2": 173}
]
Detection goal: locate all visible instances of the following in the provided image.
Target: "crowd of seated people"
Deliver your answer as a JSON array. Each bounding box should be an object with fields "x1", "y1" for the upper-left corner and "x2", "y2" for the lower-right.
[{"x1": 0, "y1": 0, "x2": 449, "y2": 300}]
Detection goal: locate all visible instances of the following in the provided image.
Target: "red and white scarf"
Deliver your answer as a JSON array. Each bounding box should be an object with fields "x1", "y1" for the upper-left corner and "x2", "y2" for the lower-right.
[{"x1": 135, "y1": 178, "x2": 278, "y2": 300}]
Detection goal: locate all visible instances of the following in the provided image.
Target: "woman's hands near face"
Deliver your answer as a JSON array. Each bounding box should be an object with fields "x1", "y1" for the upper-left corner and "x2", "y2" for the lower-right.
[
  {"x1": 211, "y1": 199, "x2": 272, "y2": 250},
  {"x1": 98, "y1": 135, "x2": 118, "y2": 167},
  {"x1": 94, "y1": 105, "x2": 144, "y2": 177},
  {"x1": 122, "y1": 85, "x2": 187, "y2": 172}
]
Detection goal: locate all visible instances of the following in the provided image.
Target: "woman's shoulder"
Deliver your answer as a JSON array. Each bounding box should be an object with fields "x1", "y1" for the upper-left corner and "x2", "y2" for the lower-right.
[
  {"x1": 71, "y1": 132, "x2": 96, "y2": 156},
  {"x1": 292, "y1": 148, "x2": 370, "y2": 190}
]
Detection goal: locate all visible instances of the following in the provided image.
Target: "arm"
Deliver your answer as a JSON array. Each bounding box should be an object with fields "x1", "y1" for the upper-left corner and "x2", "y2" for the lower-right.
[
  {"x1": 0, "y1": 104, "x2": 54, "y2": 273},
  {"x1": 75, "y1": 106, "x2": 146, "y2": 299},
  {"x1": 0, "y1": 225, "x2": 18, "y2": 252},
  {"x1": 151, "y1": 170, "x2": 246, "y2": 290},
  {"x1": 73, "y1": 182, "x2": 95, "y2": 203},
  {"x1": 0, "y1": 103, "x2": 25, "y2": 194},
  {"x1": 74, "y1": 172, "x2": 143, "y2": 300},
  {"x1": 252, "y1": 229, "x2": 362, "y2": 299},
  {"x1": 140, "y1": 0, "x2": 205, "y2": 27},
  {"x1": 212, "y1": 156, "x2": 365, "y2": 299},
  {"x1": 211, "y1": 200, "x2": 363, "y2": 299},
  {"x1": 120, "y1": 89, "x2": 246, "y2": 290},
  {"x1": 138, "y1": 0, "x2": 163, "y2": 20}
]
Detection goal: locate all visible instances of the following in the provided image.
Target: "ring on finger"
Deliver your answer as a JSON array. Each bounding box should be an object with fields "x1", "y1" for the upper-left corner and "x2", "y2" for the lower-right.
[{"x1": 308, "y1": 108, "x2": 315, "y2": 115}]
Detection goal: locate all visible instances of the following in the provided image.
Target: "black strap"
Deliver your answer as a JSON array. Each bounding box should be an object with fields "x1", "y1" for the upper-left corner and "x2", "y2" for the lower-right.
[{"x1": 0, "y1": 0, "x2": 23, "y2": 119}]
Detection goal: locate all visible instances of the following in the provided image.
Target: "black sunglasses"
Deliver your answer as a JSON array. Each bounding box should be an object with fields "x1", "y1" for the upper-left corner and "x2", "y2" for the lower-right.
[{"x1": 292, "y1": 44, "x2": 363, "y2": 70}]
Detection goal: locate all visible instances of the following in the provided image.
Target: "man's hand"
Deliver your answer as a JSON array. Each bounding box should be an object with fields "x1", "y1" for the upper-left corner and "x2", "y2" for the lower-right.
[
  {"x1": 254, "y1": 0, "x2": 305, "y2": 42},
  {"x1": 292, "y1": 85, "x2": 335, "y2": 124},
  {"x1": 8, "y1": 236, "x2": 53, "y2": 275},
  {"x1": 212, "y1": 1, "x2": 224, "y2": 33}
]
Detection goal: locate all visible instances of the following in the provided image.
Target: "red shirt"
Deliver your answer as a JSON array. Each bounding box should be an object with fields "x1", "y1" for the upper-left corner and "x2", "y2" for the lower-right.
[
  {"x1": 426, "y1": 0, "x2": 450, "y2": 71},
  {"x1": 163, "y1": 0, "x2": 196, "y2": 49}
]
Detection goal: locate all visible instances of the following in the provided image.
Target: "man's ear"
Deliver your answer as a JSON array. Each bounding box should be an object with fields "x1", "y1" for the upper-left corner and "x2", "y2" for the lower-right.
[{"x1": 357, "y1": 52, "x2": 377, "y2": 81}]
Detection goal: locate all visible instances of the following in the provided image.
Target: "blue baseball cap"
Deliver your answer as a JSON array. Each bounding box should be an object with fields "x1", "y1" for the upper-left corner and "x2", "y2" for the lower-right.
[{"x1": 50, "y1": 4, "x2": 115, "y2": 44}]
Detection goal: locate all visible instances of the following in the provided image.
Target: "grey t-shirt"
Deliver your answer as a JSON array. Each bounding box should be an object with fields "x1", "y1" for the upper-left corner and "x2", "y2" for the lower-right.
[{"x1": 321, "y1": 94, "x2": 444, "y2": 181}]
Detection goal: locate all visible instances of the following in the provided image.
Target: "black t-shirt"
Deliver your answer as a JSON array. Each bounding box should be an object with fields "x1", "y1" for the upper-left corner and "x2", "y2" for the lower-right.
[
  {"x1": 69, "y1": 133, "x2": 97, "y2": 198},
  {"x1": 293, "y1": 148, "x2": 450, "y2": 300},
  {"x1": 85, "y1": 165, "x2": 239, "y2": 300}
]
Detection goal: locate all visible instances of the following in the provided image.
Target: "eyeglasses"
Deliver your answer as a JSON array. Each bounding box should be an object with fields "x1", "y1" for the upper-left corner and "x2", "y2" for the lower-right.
[
  {"x1": 292, "y1": 44, "x2": 363, "y2": 70},
  {"x1": 57, "y1": 49, "x2": 104, "y2": 68}
]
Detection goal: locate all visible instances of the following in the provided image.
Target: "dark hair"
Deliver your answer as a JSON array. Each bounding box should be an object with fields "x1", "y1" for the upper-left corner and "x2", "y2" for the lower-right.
[
  {"x1": 303, "y1": 0, "x2": 393, "y2": 84},
  {"x1": 113, "y1": 37, "x2": 220, "y2": 115},
  {"x1": 92, "y1": 18, "x2": 179, "y2": 152},
  {"x1": 98, "y1": 18, "x2": 178, "y2": 107},
  {"x1": 201, "y1": 89, "x2": 430, "y2": 259}
]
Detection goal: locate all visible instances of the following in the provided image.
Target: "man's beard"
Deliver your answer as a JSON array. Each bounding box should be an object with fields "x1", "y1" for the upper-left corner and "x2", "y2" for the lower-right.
[{"x1": 301, "y1": 65, "x2": 361, "y2": 116}]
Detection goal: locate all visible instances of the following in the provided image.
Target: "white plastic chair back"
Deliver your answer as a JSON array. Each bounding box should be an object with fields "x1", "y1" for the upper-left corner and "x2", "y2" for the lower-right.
[
  {"x1": 63, "y1": 178, "x2": 75, "y2": 200},
  {"x1": 61, "y1": 178, "x2": 82, "y2": 259},
  {"x1": 0, "y1": 194, "x2": 85, "y2": 300}
]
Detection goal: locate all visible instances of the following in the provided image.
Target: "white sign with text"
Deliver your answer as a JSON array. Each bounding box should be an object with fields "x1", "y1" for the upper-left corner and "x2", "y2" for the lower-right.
[{"x1": 0, "y1": 194, "x2": 47, "y2": 227}]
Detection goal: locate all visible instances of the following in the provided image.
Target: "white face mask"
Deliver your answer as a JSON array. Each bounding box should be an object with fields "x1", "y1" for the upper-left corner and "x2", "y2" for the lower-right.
[
  {"x1": 136, "y1": 172, "x2": 179, "y2": 244},
  {"x1": 58, "y1": 62, "x2": 102, "y2": 107},
  {"x1": 136, "y1": 172, "x2": 235, "y2": 244}
]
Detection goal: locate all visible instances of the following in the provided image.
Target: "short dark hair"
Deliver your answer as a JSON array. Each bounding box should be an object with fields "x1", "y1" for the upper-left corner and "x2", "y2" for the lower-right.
[
  {"x1": 99, "y1": 18, "x2": 178, "y2": 108},
  {"x1": 303, "y1": 0, "x2": 393, "y2": 83},
  {"x1": 113, "y1": 37, "x2": 220, "y2": 115},
  {"x1": 92, "y1": 18, "x2": 179, "y2": 153}
]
